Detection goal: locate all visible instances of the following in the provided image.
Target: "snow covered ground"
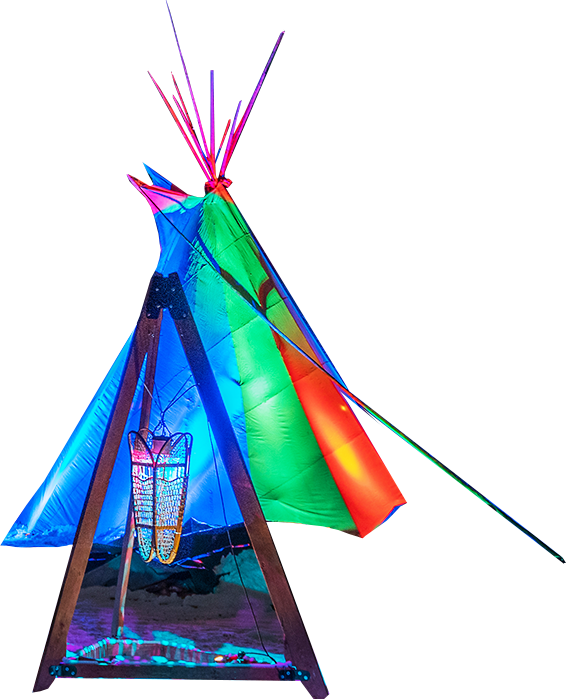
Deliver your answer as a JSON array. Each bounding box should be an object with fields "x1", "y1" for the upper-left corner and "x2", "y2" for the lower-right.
[
  {"x1": 0, "y1": 503, "x2": 542, "y2": 699},
  {"x1": 67, "y1": 551, "x2": 285, "y2": 662}
]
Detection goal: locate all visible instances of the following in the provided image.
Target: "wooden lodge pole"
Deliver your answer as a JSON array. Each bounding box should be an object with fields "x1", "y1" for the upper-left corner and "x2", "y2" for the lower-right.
[
  {"x1": 169, "y1": 275, "x2": 329, "y2": 699},
  {"x1": 33, "y1": 293, "x2": 157, "y2": 692},
  {"x1": 111, "y1": 312, "x2": 162, "y2": 638}
]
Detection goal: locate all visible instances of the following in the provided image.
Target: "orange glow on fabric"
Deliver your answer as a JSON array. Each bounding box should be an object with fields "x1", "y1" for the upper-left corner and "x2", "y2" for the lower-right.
[{"x1": 276, "y1": 337, "x2": 406, "y2": 538}]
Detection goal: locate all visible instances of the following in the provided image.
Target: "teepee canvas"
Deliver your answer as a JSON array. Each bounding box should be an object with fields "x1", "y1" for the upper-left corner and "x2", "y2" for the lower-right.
[
  {"x1": 4, "y1": 161, "x2": 406, "y2": 550},
  {"x1": 10, "y1": 35, "x2": 407, "y2": 699},
  {"x1": 4, "y1": 19, "x2": 409, "y2": 699}
]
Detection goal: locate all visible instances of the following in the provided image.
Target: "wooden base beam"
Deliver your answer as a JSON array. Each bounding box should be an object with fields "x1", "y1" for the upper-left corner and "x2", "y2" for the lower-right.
[{"x1": 53, "y1": 661, "x2": 309, "y2": 682}]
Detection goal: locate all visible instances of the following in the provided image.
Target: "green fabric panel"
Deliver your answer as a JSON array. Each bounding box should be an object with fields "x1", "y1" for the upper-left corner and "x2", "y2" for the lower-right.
[
  {"x1": 229, "y1": 310, "x2": 356, "y2": 531},
  {"x1": 254, "y1": 496, "x2": 351, "y2": 531},
  {"x1": 199, "y1": 192, "x2": 264, "y2": 303},
  {"x1": 267, "y1": 289, "x2": 315, "y2": 354},
  {"x1": 199, "y1": 192, "x2": 356, "y2": 532},
  {"x1": 198, "y1": 194, "x2": 316, "y2": 350}
]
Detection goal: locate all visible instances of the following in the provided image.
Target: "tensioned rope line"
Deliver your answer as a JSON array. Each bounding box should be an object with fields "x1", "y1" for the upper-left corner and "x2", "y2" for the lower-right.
[
  {"x1": 136, "y1": 186, "x2": 564, "y2": 564},
  {"x1": 206, "y1": 422, "x2": 278, "y2": 664},
  {"x1": 153, "y1": 381, "x2": 195, "y2": 434}
]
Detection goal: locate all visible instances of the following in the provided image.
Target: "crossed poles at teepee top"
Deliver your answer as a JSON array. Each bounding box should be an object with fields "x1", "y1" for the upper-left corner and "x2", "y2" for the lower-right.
[
  {"x1": 149, "y1": 31, "x2": 283, "y2": 188},
  {"x1": 33, "y1": 272, "x2": 328, "y2": 699}
]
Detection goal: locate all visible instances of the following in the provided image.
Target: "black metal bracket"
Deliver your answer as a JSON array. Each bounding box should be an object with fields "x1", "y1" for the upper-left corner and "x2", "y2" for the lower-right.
[
  {"x1": 278, "y1": 665, "x2": 310, "y2": 681},
  {"x1": 146, "y1": 272, "x2": 190, "y2": 320},
  {"x1": 49, "y1": 665, "x2": 77, "y2": 677}
]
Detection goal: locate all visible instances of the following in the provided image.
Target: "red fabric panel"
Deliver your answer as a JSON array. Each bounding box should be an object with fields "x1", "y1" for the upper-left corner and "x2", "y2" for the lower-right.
[
  {"x1": 355, "y1": 412, "x2": 442, "y2": 505},
  {"x1": 276, "y1": 339, "x2": 406, "y2": 538}
]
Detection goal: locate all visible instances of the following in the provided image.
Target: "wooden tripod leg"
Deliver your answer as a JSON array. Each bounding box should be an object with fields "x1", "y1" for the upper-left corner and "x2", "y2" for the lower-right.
[
  {"x1": 33, "y1": 312, "x2": 156, "y2": 693},
  {"x1": 173, "y1": 311, "x2": 329, "y2": 699},
  {"x1": 111, "y1": 312, "x2": 162, "y2": 638},
  {"x1": 110, "y1": 501, "x2": 135, "y2": 639}
]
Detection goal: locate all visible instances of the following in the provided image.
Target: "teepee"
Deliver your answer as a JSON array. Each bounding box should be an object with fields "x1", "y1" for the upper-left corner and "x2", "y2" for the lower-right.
[{"x1": 4, "y1": 21, "x2": 409, "y2": 698}]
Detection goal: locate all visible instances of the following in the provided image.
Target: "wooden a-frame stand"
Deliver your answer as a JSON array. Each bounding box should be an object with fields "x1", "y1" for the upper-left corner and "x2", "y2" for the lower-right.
[{"x1": 33, "y1": 272, "x2": 328, "y2": 699}]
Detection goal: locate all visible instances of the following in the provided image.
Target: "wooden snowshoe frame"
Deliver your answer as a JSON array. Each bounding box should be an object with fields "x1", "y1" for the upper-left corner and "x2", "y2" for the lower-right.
[
  {"x1": 33, "y1": 272, "x2": 328, "y2": 699},
  {"x1": 128, "y1": 428, "x2": 193, "y2": 565}
]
